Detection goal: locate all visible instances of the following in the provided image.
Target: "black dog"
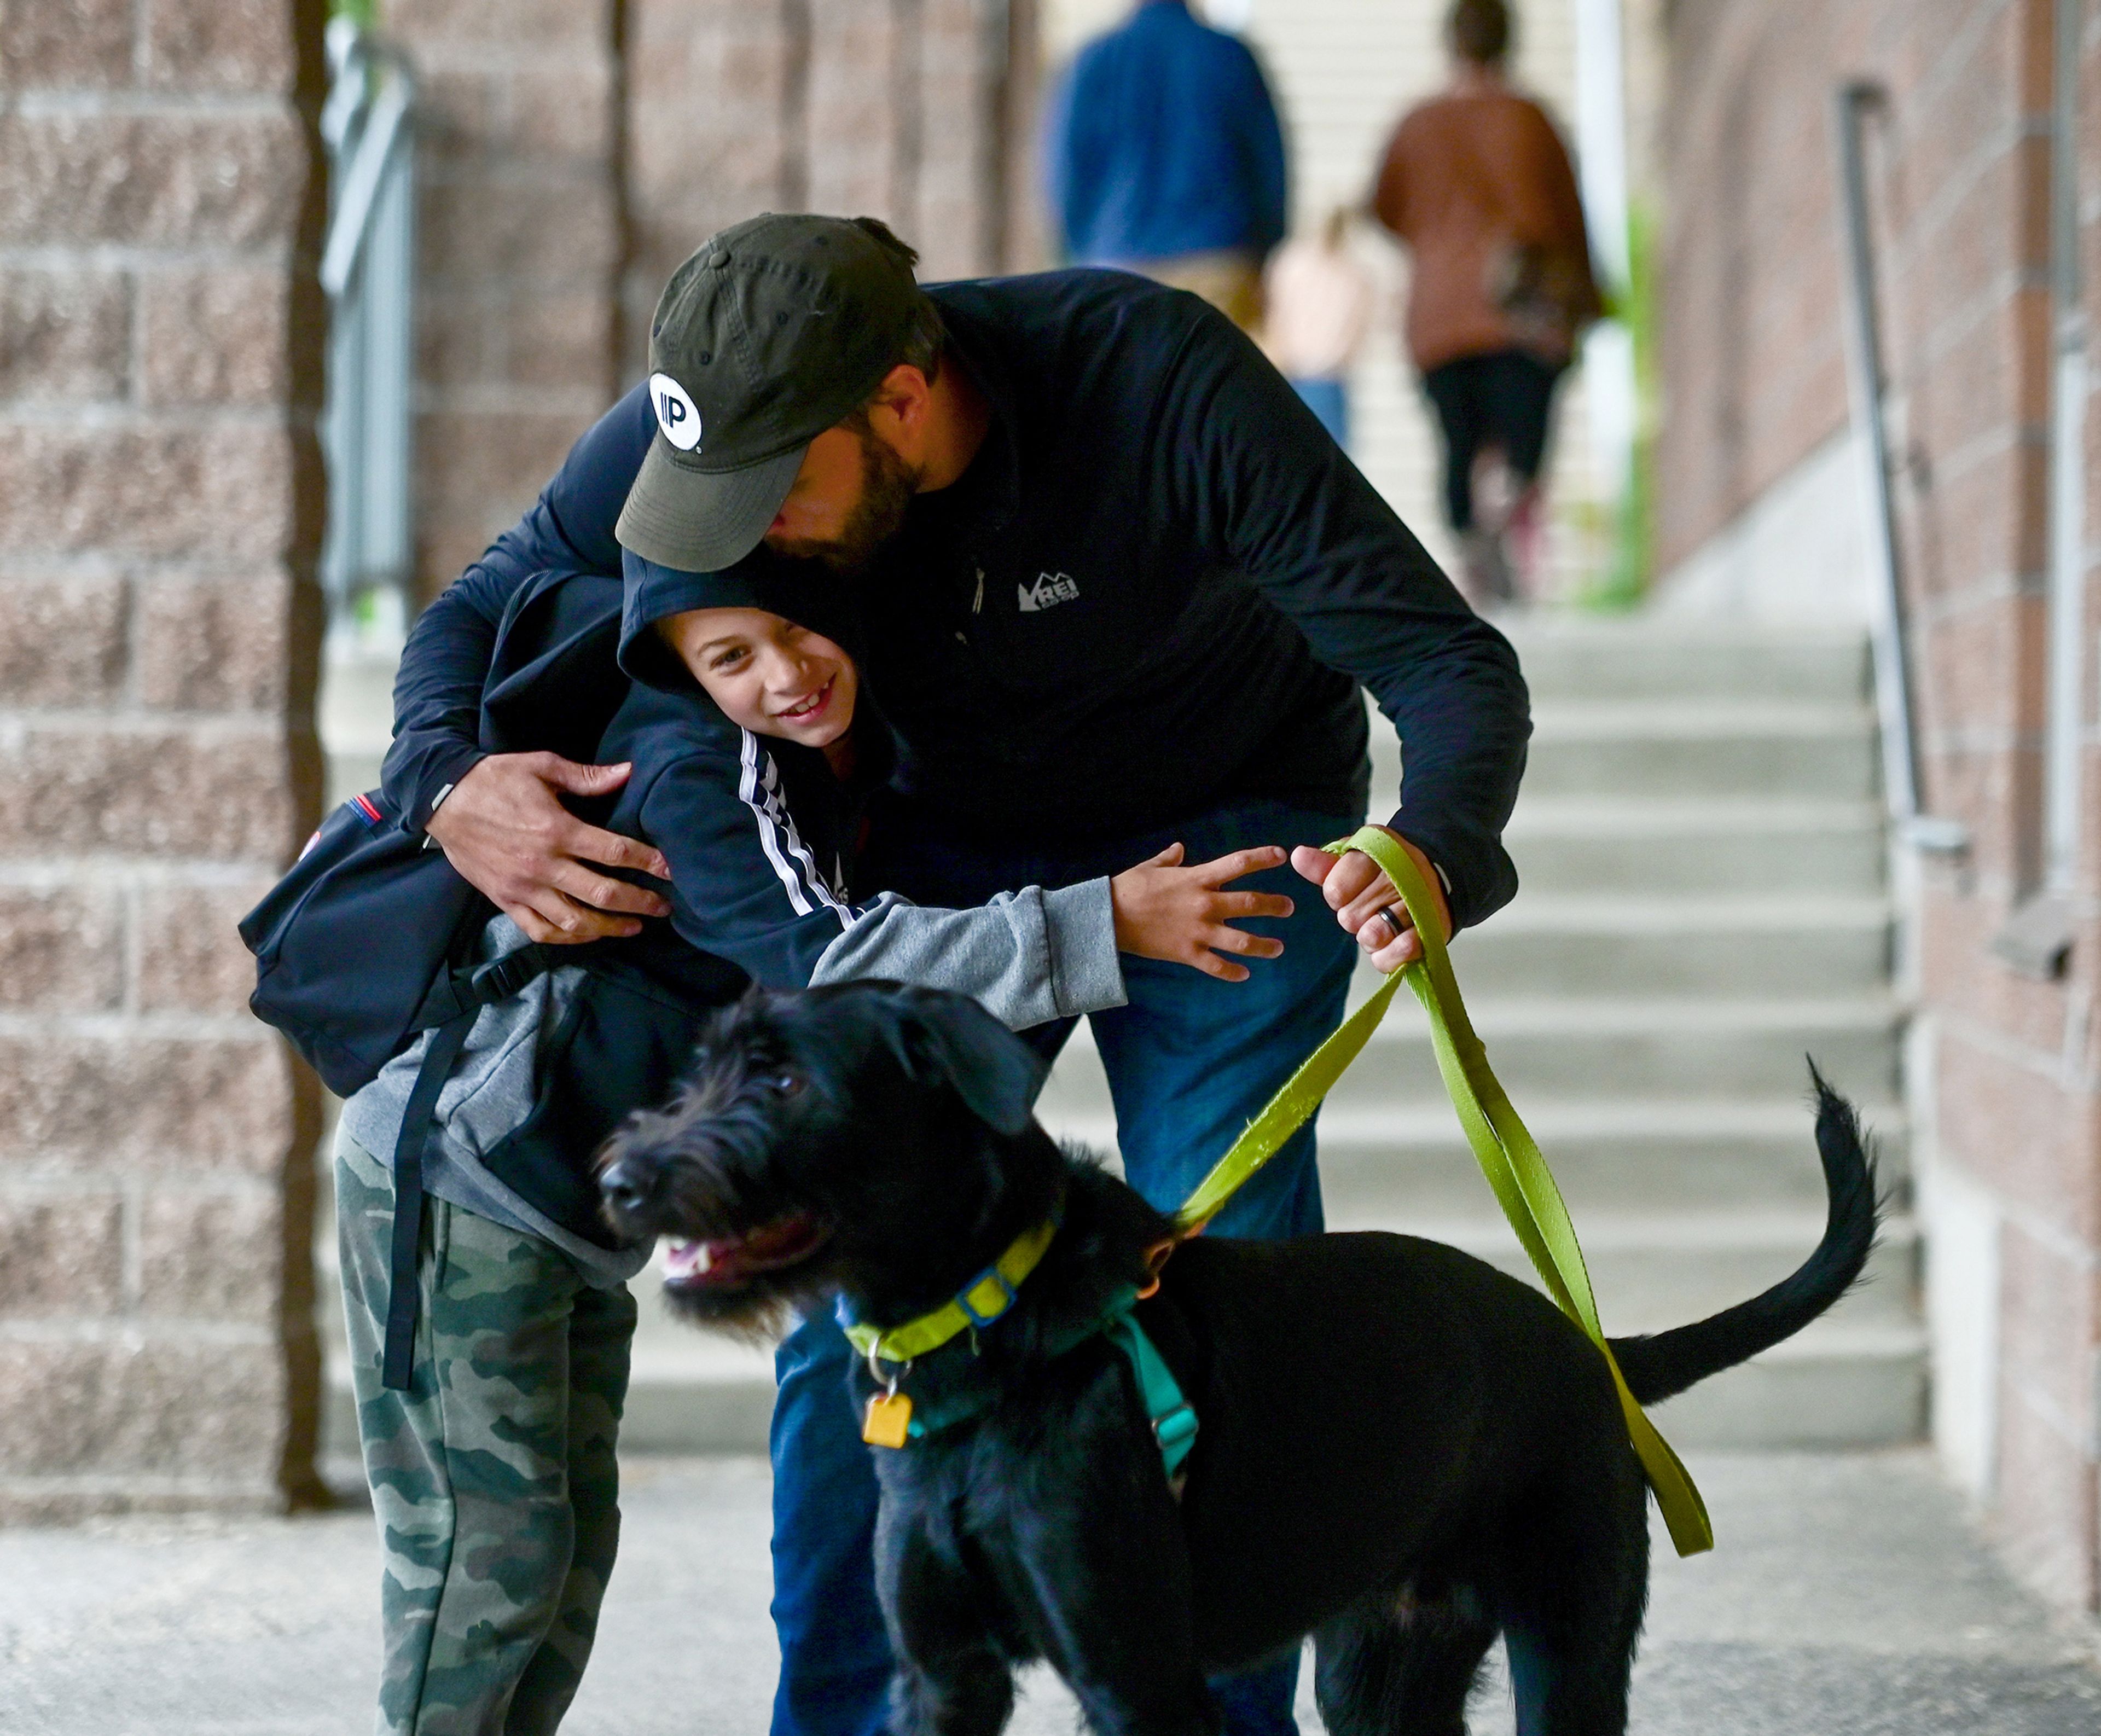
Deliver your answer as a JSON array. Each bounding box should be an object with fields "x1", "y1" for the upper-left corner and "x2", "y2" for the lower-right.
[{"x1": 599, "y1": 982, "x2": 1878, "y2": 1736}]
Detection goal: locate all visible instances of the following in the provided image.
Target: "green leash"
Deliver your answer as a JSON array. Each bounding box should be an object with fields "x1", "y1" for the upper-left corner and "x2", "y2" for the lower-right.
[{"x1": 1173, "y1": 825, "x2": 1714, "y2": 1558}]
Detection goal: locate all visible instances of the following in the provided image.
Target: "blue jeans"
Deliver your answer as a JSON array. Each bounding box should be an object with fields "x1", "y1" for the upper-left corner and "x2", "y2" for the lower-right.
[
  {"x1": 769, "y1": 800, "x2": 1363, "y2": 1736},
  {"x1": 1291, "y1": 376, "x2": 1350, "y2": 451}
]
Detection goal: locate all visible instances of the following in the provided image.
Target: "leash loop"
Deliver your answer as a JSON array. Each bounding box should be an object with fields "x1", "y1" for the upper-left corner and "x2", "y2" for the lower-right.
[{"x1": 1170, "y1": 825, "x2": 1714, "y2": 1558}]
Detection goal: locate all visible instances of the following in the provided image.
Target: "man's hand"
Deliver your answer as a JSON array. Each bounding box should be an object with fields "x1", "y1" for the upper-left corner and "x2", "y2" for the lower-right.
[
  {"x1": 1289, "y1": 825, "x2": 1451, "y2": 973},
  {"x1": 1110, "y1": 843, "x2": 1295, "y2": 982},
  {"x1": 424, "y1": 753, "x2": 674, "y2": 944}
]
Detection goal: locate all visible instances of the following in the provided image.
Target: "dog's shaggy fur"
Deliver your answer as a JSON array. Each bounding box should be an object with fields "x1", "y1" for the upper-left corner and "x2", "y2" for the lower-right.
[{"x1": 600, "y1": 982, "x2": 1879, "y2": 1736}]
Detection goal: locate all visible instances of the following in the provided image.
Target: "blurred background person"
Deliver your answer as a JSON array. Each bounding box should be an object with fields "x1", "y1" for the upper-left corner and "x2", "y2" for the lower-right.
[
  {"x1": 1043, "y1": 0, "x2": 1287, "y2": 332},
  {"x1": 1261, "y1": 205, "x2": 1375, "y2": 450},
  {"x1": 1371, "y1": 0, "x2": 1600, "y2": 606}
]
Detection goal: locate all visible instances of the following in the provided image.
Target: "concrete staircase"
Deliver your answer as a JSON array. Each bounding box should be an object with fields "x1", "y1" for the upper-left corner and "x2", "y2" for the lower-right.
[
  {"x1": 1038, "y1": 618, "x2": 1922, "y2": 1448},
  {"x1": 318, "y1": 617, "x2": 1924, "y2": 1460}
]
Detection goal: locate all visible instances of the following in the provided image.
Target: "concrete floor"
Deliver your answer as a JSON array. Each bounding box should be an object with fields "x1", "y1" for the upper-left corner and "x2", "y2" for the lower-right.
[{"x1": 4, "y1": 1450, "x2": 2096, "y2": 1735}]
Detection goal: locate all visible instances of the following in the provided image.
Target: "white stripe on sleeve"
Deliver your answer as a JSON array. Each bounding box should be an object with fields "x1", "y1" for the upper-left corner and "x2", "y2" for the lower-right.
[{"x1": 738, "y1": 731, "x2": 850, "y2": 928}]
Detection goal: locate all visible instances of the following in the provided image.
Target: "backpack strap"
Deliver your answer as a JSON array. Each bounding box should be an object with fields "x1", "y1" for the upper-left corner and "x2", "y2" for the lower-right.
[
  {"x1": 381, "y1": 1009, "x2": 476, "y2": 1391},
  {"x1": 408, "y1": 942, "x2": 565, "y2": 1032},
  {"x1": 379, "y1": 941, "x2": 566, "y2": 1392}
]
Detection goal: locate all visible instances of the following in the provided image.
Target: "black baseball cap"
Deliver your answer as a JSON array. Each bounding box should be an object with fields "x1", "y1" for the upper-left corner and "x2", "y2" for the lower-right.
[{"x1": 616, "y1": 213, "x2": 927, "y2": 572}]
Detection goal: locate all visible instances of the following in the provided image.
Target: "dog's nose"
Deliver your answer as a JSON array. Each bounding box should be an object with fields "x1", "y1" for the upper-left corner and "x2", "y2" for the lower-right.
[{"x1": 599, "y1": 1157, "x2": 658, "y2": 1220}]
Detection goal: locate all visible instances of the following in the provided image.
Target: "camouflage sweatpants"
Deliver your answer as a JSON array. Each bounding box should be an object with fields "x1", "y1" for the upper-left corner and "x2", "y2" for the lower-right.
[{"x1": 336, "y1": 1130, "x2": 637, "y2": 1736}]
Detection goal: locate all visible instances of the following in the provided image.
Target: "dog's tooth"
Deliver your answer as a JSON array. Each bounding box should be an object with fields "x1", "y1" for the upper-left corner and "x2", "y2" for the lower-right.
[{"x1": 694, "y1": 1244, "x2": 713, "y2": 1274}]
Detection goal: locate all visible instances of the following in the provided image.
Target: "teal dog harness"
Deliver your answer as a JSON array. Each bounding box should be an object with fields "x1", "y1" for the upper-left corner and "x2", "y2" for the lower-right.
[
  {"x1": 883, "y1": 1289, "x2": 1199, "y2": 1478},
  {"x1": 840, "y1": 1215, "x2": 1198, "y2": 1480}
]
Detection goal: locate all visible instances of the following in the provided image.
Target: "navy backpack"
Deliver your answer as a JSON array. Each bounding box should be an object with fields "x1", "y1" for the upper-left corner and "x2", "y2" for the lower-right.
[
  {"x1": 239, "y1": 568, "x2": 738, "y2": 1387},
  {"x1": 239, "y1": 787, "x2": 503, "y2": 1098},
  {"x1": 240, "y1": 566, "x2": 629, "y2": 1094}
]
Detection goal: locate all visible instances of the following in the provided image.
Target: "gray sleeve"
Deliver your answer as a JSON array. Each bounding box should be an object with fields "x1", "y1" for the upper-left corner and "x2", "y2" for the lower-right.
[{"x1": 808, "y1": 879, "x2": 1126, "y2": 1030}]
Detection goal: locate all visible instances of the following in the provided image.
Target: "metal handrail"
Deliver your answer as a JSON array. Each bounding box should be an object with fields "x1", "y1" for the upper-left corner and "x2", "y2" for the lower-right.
[
  {"x1": 322, "y1": 41, "x2": 413, "y2": 298},
  {"x1": 1832, "y1": 81, "x2": 1969, "y2": 856},
  {"x1": 319, "y1": 19, "x2": 418, "y2": 639},
  {"x1": 2041, "y1": 0, "x2": 2088, "y2": 901}
]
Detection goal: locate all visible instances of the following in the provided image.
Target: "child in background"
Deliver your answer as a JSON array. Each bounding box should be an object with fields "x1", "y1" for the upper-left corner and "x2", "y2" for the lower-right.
[{"x1": 1262, "y1": 206, "x2": 1375, "y2": 450}]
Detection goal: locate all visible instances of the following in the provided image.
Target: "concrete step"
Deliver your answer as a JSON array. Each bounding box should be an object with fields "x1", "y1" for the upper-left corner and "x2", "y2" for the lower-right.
[
  {"x1": 1046, "y1": 1099, "x2": 1912, "y2": 1217},
  {"x1": 1499, "y1": 623, "x2": 1871, "y2": 705},
  {"x1": 1332, "y1": 1211, "x2": 1919, "y2": 1331},
  {"x1": 322, "y1": 1273, "x2": 1923, "y2": 1464},
  {"x1": 1450, "y1": 896, "x2": 1891, "y2": 996},
  {"x1": 318, "y1": 1259, "x2": 784, "y2": 1463},
  {"x1": 318, "y1": 653, "x2": 393, "y2": 809},
  {"x1": 1036, "y1": 999, "x2": 1902, "y2": 1120},
  {"x1": 1374, "y1": 701, "x2": 1879, "y2": 802},
  {"x1": 622, "y1": 1340, "x2": 780, "y2": 1454},
  {"x1": 1646, "y1": 1323, "x2": 1926, "y2": 1447},
  {"x1": 321, "y1": 1348, "x2": 779, "y2": 1464},
  {"x1": 328, "y1": 1338, "x2": 1928, "y2": 1458},
  {"x1": 326, "y1": 752, "x2": 384, "y2": 810},
  {"x1": 1504, "y1": 798, "x2": 1887, "y2": 896},
  {"x1": 620, "y1": 1268, "x2": 797, "y2": 1456}
]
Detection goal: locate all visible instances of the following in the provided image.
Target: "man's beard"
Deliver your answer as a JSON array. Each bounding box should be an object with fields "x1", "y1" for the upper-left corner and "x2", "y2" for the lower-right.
[{"x1": 771, "y1": 427, "x2": 919, "y2": 574}]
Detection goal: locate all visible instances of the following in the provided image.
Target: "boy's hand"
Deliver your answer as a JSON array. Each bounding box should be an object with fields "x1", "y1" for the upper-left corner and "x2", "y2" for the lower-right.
[
  {"x1": 424, "y1": 753, "x2": 674, "y2": 943},
  {"x1": 1289, "y1": 826, "x2": 1450, "y2": 973},
  {"x1": 1110, "y1": 844, "x2": 1295, "y2": 983}
]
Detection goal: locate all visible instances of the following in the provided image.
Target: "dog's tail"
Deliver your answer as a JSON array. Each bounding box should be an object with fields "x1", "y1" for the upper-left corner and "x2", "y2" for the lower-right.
[{"x1": 1607, "y1": 1064, "x2": 1881, "y2": 1408}]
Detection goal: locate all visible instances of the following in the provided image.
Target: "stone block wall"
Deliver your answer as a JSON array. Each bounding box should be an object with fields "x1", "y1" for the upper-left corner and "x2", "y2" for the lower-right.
[
  {"x1": 0, "y1": 0, "x2": 329, "y2": 1518},
  {"x1": 1657, "y1": 0, "x2": 2101, "y2": 1612},
  {"x1": 376, "y1": 0, "x2": 625, "y2": 602},
  {"x1": 620, "y1": 0, "x2": 1024, "y2": 380},
  {"x1": 0, "y1": 0, "x2": 1026, "y2": 1519},
  {"x1": 374, "y1": 0, "x2": 1025, "y2": 602}
]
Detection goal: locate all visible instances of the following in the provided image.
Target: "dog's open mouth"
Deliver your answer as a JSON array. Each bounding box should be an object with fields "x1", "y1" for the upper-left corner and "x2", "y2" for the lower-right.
[{"x1": 661, "y1": 1214, "x2": 831, "y2": 1291}]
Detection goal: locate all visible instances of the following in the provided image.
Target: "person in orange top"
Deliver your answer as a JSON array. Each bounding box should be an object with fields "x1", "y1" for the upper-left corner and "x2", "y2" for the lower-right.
[{"x1": 1371, "y1": 0, "x2": 1601, "y2": 606}]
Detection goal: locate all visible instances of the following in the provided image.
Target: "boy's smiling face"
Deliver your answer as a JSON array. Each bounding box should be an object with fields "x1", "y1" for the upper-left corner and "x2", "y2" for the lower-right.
[{"x1": 659, "y1": 606, "x2": 858, "y2": 750}]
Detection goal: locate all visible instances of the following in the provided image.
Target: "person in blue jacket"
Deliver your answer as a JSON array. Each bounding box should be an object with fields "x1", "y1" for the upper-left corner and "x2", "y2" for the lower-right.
[
  {"x1": 1044, "y1": 0, "x2": 1288, "y2": 329},
  {"x1": 336, "y1": 551, "x2": 1292, "y2": 1735},
  {"x1": 381, "y1": 214, "x2": 1530, "y2": 1736}
]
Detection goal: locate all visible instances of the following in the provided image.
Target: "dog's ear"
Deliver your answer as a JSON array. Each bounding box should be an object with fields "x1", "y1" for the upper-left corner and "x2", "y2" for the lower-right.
[{"x1": 872, "y1": 987, "x2": 1047, "y2": 1136}]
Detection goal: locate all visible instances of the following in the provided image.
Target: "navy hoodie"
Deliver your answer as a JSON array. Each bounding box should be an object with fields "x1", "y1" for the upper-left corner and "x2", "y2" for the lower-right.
[{"x1": 597, "y1": 554, "x2": 1127, "y2": 1025}]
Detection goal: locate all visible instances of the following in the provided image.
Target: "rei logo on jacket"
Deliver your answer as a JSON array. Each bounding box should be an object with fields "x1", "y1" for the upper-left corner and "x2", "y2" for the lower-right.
[{"x1": 1017, "y1": 571, "x2": 1081, "y2": 613}]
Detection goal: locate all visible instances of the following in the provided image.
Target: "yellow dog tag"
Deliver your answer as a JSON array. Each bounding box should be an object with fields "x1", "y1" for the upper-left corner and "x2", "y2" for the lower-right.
[{"x1": 862, "y1": 1390, "x2": 913, "y2": 1448}]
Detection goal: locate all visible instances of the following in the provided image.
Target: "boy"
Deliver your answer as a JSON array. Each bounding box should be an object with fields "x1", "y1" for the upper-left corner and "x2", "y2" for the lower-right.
[{"x1": 334, "y1": 553, "x2": 1297, "y2": 1734}]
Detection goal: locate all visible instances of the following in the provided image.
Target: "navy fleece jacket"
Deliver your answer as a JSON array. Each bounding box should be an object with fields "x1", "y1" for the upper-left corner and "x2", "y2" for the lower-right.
[{"x1": 381, "y1": 269, "x2": 1530, "y2": 931}]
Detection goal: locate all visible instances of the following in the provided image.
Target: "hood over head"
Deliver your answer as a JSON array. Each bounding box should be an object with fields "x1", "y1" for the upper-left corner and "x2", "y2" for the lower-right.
[{"x1": 618, "y1": 548, "x2": 863, "y2": 695}]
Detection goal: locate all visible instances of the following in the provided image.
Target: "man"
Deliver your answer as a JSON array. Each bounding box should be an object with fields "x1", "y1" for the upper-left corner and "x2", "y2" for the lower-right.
[
  {"x1": 382, "y1": 214, "x2": 1529, "y2": 1736},
  {"x1": 1043, "y1": 0, "x2": 1287, "y2": 330}
]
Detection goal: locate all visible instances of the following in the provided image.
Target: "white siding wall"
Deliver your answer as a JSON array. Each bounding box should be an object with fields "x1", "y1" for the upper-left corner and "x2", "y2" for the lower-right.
[{"x1": 1038, "y1": 0, "x2": 1610, "y2": 593}]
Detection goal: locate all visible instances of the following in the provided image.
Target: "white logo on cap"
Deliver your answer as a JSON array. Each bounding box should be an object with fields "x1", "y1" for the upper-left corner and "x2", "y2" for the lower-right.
[{"x1": 649, "y1": 372, "x2": 703, "y2": 451}]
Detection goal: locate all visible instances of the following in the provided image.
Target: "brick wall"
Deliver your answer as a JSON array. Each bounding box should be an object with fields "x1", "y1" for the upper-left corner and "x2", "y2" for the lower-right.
[
  {"x1": 621, "y1": 0, "x2": 1024, "y2": 381},
  {"x1": 0, "y1": 0, "x2": 1032, "y2": 1522},
  {"x1": 378, "y1": 0, "x2": 1021, "y2": 600},
  {"x1": 376, "y1": 0, "x2": 625, "y2": 602},
  {"x1": 1658, "y1": 0, "x2": 2101, "y2": 1612},
  {"x1": 0, "y1": 0, "x2": 329, "y2": 1518}
]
